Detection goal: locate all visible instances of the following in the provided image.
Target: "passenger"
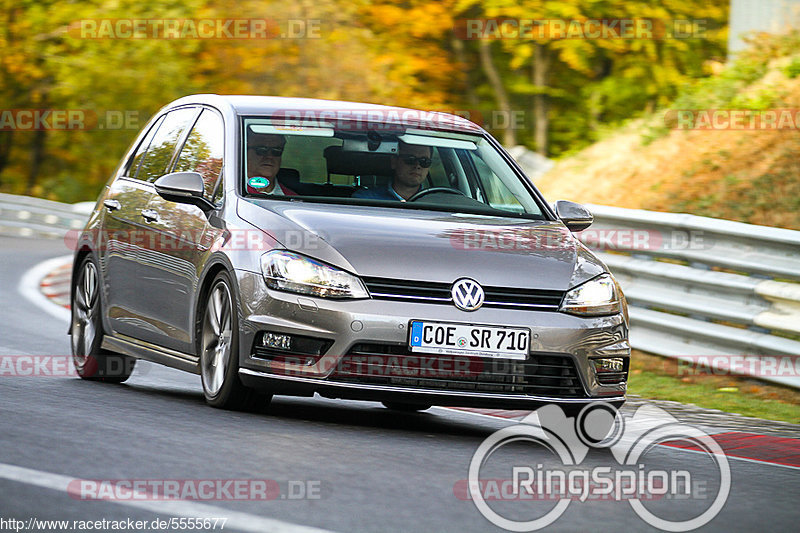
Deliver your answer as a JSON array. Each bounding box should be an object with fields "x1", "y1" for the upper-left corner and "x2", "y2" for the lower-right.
[
  {"x1": 245, "y1": 132, "x2": 297, "y2": 195},
  {"x1": 352, "y1": 140, "x2": 432, "y2": 201}
]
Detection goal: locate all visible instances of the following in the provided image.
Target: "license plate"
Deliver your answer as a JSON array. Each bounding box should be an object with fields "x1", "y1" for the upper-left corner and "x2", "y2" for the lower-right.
[{"x1": 409, "y1": 321, "x2": 530, "y2": 359}]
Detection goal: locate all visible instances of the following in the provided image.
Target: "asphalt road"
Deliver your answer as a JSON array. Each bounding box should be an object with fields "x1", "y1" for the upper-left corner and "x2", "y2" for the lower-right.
[{"x1": 0, "y1": 235, "x2": 798, "y2": 532}]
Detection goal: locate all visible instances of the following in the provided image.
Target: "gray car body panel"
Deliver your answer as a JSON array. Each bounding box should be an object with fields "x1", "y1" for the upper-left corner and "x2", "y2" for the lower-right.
[{"x1": 236, "y1": 200, "x2": 605, "y2": 290}]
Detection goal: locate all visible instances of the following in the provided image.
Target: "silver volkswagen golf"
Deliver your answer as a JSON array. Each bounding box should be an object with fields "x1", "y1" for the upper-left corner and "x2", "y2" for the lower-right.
[{"x1": 70, "y1": 95, "x2": 629, "y2": 415}]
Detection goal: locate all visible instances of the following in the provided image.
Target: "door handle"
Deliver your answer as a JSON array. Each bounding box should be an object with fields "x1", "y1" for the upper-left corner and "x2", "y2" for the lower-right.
[
  {"x1": 141, "y1": 209, "x2": 159, "y2": 222},
  {"x1": 103, "y1": 199, "x2": 121, "y2": 212}
]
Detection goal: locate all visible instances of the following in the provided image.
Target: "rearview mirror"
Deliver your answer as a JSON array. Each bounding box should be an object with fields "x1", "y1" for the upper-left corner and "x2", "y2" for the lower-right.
[
  {"x1": 154, "y1": 172, "x2": 215, "y2": 211},
  {"x1": 554, "y1": 200, "x2": 593, "y2": 232}
]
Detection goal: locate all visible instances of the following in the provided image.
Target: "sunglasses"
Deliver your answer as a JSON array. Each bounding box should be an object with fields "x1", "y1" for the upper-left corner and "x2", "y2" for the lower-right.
[
  {"x1": 251, "y1": 145, "x2": 284, "y2": 157},
  {"x1": 398, "y1": 154, "x2": 432, "y2": 168}
]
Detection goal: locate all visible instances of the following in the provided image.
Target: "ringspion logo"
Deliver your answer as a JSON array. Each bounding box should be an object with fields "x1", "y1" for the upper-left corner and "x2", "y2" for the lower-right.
[{"x1": 465, "y1": 403, "x2": 730, "y2": 531}]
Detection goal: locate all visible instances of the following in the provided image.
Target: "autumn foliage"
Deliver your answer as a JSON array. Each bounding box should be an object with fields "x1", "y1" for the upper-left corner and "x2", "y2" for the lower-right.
[{"x1": 1, "y1": 0, "x2": 727, "y2": 202}]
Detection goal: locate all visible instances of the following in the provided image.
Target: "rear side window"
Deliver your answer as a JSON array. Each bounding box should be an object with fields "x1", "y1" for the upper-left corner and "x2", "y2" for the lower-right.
[
  {"x1": 126, "y1": 115, "x2": 165, "y2": 177},
  {"x1": 174, "y1": 109, "x2": 224, "y2": 199},
  {"x1": 135, "y1": 107, "x2": 198, "y2": 182}
]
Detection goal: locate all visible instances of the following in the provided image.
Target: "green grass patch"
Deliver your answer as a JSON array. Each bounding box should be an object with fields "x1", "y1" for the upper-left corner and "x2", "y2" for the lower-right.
[{"x1": 628, "y1": 350, "x2": 800, "y2": 423}]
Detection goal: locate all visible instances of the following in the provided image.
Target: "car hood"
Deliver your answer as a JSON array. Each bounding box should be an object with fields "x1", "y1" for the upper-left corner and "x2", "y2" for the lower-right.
[{"x1": 237, "y1": 199, "x2": 606, "y2": 290}]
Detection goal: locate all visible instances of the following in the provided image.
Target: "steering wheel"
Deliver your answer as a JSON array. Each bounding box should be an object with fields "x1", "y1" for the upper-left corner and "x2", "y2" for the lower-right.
[{"x1": 408, "y1": 187, "x2": 467, "y2": 202}]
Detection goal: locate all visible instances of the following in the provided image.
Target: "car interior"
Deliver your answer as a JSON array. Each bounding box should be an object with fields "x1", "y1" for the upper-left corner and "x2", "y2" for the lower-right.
[
  {"x1": 246, "y1": 142, "x2": 437, "y2": 199},
  {"x1": 242, "y1": 123, "x2": 541, "y2": 217},
  {"x1": 278, "y1": 146, "x2": 399, "y2": 198}
]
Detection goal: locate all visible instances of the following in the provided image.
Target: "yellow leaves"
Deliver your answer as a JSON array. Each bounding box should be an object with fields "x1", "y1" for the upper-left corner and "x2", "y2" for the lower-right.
[
  {"x1": 362, "y1": 1, "x2": 456, "y2": 38},
  {"x1": 0, "y1": 0, "x2": 731, "y2": 198},
  {"x1": 554, "y1": 41, "x2": 594, "y2": 74},
  {"x1": 364, "y1": 5, "x2": 406, "y2": 27}
]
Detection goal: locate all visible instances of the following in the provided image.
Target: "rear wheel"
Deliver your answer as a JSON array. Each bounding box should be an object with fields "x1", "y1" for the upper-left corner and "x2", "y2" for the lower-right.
[
  {"x1": 382, "y1": 402, "x2": 431, "y2": 412},
  {"x1": 200, "y1": 271, "x2": 271, "y2": 411},
  {"x1": 70, "y1": 255, "x2": 135, "y2": 383}
]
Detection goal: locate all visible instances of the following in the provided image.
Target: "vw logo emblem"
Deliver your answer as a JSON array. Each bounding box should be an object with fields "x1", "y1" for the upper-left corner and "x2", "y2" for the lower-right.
[{"x1": 451, "y1": 278, "x2": 485, "y2": 311}]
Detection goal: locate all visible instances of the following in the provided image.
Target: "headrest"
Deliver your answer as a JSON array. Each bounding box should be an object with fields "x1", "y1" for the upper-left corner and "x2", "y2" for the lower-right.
[
  {"x1": 276, "y1": 167, "x2": 300, "y2": 185},
  {"x1": 324, "y1": 146, "x2": 393, "y2": 177}
]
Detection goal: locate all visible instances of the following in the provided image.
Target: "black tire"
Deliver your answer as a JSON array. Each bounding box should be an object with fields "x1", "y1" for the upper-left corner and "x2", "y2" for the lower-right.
[
  {"x1": 199, "y1": 271, "x2": 271, "y2": 411},
  {"x1": 70, "y1": 255, "x2": 135, "y2": 383},
  {"x1": 382, "y1": 401, "x2": 431, "y2": 412}
]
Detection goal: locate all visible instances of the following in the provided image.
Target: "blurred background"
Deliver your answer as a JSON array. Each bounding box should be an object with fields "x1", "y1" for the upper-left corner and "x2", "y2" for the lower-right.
[{"x1": 0, "y1": 0, "x2": 798, "y2": 229}]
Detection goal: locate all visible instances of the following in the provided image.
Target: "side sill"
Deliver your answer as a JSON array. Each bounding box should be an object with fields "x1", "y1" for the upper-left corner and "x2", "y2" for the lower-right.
[{"x1": 103, "y1": 333, "x2": 200, "y2": 374}]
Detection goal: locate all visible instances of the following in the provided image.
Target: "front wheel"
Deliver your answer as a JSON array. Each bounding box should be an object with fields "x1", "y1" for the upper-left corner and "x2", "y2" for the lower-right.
[
  {"x1": 199, "y1": 271, "x2": 271, "y2": 411},
  {"x1": 70, "y1": 255, "x2": 135, "y2": 383}
]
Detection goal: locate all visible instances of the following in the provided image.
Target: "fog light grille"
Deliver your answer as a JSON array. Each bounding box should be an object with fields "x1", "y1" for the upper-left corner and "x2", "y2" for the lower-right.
[
  {"x1": 592, "y1": 357, "x2": 629, "y2": 385},
  {"x1": 252, "y1": 332, "x2": 332, "y2": 361},
  {"x1": 263, "y1": 332, "x2": 292, "y2": 351}
]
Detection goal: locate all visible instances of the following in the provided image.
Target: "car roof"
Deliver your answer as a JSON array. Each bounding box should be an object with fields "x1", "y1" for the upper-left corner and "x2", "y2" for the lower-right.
[{"x1": 166, "y1": 94, "x2": 485, "y2": 135}]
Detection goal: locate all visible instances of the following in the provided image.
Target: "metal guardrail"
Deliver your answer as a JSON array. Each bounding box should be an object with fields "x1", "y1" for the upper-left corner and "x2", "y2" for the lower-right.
[
  {"x1": 0, "y1": 192, "x2": 92, "y2": 239},
  {"x1": 2, "y1": 193, "x2": 798, "y2": 389},
  {"x1": 581, "y1": 205, "x2": 800, "y2": 389}
]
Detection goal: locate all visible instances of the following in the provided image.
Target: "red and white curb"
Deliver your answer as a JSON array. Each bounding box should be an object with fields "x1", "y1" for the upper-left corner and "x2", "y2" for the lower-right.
[
  {"x1": 661, "y1": 431, "x2": 800, "y2": 468},
  {"x1": 441, "y1": 406, "x2": 800, "y2": 469},
  {"x1": 40, "y1": 258, "x2": 72, "y2": 309},
  {"x1": 19, "y1": 255, "x2": 72, "y2": 323}
]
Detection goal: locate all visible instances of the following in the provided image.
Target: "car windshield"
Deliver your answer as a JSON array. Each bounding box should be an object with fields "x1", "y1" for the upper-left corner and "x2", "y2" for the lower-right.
[{"x1": 241, "y1": 116, "x2": 545, "y2": 219}]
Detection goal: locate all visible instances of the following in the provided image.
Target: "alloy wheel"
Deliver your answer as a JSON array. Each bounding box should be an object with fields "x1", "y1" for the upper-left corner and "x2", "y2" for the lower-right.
[
  {"x1": 71, "y1": 259, "x2": 99, "y2": 364},
  {"x1": 201, "y1": 280, "x2": 233, "y2": 397}
]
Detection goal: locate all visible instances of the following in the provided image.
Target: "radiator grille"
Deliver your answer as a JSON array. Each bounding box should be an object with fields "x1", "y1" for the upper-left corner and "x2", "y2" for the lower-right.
[
  {"x1": 362, "y1": 277, "x2": 565, "y2": 310},
  {"x1": 329, "y1": 343, "x2": 586, "y2": 398}
]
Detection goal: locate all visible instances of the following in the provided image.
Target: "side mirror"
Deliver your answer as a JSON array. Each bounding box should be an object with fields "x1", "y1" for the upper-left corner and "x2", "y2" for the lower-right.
[
  {"x1": 154, "y1": 172, "x2": 215, "y2": 211},
  {"x1": 554, "y1": 200, "x2": 593, "y2": 232}
]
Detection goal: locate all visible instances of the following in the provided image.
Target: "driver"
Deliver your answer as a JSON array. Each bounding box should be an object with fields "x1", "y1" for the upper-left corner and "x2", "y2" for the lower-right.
[
  {"x1": 245, "y1": 132, "x2": 298, "y2": 196},
  {"x1": 352, "y1": 140, "x2": 432, "y2": 201}
]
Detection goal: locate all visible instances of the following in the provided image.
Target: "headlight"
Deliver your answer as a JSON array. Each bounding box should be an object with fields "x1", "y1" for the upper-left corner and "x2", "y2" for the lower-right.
[
  {"x1": 260, "y1": 250, "x2": 369, "y2": 299},
  {"x1": 560, "y1": 274, "x2": 621, "y2": 316}
]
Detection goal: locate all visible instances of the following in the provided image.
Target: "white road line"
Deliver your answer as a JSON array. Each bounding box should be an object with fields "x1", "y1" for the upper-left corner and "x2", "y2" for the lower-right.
[
  {"x1": 0, "y1": 462, "x2": 335, "y2": 533},
  {"x1": 436, "y1": 406, "x2": 536, "y2": 424},
  {"x1": 658, "y1": 444, "x2": 800, "y2": 471},
  {"x1": 440, "y1": 408, "x2": 800, "y2": 470},
  {"x1": 18, "y1": 255, "x2": 72, "y2": 323}
]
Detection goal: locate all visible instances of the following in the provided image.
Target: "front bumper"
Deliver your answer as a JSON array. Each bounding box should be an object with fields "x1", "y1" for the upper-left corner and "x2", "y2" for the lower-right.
[{"x1": 235, "y1": 270, "x2": 628, "y2": 408}]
